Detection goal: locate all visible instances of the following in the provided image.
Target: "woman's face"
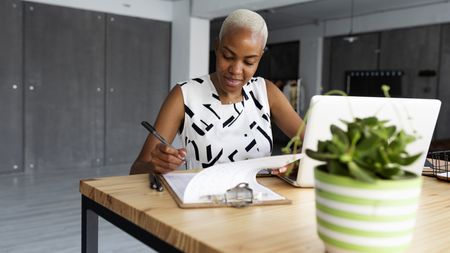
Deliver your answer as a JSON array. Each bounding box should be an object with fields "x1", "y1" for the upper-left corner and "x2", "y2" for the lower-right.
[{"x1": 215, "y1": 27, "x2": 264, "y2": 95}]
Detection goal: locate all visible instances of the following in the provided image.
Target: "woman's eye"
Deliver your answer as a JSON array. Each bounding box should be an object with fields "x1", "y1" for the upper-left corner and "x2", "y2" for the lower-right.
[
  {"x1": 223, "y1": 54, "x2": 233, "y2": 60},
  {"x1": 245, "y1": 61, "x2": 255, "y2": 66}
]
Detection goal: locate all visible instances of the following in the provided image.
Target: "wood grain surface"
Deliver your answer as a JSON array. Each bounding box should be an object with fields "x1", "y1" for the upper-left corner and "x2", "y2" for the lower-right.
[{"x1": 80, "y1": 175, "x2": 450, "y2": 253}]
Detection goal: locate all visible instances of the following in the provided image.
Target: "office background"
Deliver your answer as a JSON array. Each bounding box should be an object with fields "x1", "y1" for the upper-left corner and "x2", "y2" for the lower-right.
[{"x1": 1, "y1": 0, "x2": 450, "y2": 252}]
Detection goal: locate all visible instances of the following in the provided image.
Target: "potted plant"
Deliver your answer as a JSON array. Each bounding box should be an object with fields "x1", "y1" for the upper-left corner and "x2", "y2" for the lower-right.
[{"x1": 305, "y1": 116, "x2": 422, "y2": 253}]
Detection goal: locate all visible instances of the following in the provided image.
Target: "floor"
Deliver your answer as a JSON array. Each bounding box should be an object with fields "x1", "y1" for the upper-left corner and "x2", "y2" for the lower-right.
[{"x1": 0, "y1": 164, "x2": 155, "y2": 253}]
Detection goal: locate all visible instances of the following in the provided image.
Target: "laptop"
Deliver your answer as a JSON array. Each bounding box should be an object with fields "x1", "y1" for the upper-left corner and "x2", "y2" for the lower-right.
[{"x1": 279, "y1": 95, "x2": 441, "y2": 187}]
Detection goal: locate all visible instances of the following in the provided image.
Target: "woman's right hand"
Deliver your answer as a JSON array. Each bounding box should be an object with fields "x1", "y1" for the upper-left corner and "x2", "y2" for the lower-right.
[{"x1": 150, "y1": 143, "x2": 186, "y2": 174}]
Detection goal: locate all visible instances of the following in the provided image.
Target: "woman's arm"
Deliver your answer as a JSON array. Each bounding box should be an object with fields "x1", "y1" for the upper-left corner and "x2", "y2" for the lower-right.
[
  {"x1": 266, "y1": 80, "x2": 305, "y2": 140},
  {"x1": 129, "y1": 85, "x2": 186, "y2": 174}
]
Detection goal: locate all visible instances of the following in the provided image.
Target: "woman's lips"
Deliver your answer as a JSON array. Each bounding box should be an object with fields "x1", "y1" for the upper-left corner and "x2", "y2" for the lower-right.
[{"x1": 224, "y1": 77, "x2": 242, "y2": 87}]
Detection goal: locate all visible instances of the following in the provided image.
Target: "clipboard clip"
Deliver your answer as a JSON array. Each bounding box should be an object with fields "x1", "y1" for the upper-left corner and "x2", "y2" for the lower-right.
[
  {"x1": 225, "y1": 182, "x2": 254, "y2": 208},
  {"x1": 202, "y1": 183, "x2": 261, "y2": 208}
]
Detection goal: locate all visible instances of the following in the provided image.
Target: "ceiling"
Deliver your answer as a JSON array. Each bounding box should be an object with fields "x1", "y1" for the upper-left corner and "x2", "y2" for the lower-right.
[{"x1": 210, "y1": 0, "x2": 446, "y2": 35}]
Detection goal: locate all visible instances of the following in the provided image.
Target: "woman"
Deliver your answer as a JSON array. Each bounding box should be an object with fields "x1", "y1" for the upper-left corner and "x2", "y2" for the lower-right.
[{"x1": 130, "y1": 9, "x2": 304, "y2": 175}]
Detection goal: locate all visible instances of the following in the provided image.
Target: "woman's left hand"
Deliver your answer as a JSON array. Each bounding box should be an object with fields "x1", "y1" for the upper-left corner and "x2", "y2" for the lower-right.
[{"x1": 271, "y1": 166, "x2": 288, "y2": 175}]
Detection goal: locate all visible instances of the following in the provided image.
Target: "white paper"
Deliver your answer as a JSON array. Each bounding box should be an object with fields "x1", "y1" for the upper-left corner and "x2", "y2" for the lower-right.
[{"x1": 162, "y1": 154, "x2": 303, "y2": 204}]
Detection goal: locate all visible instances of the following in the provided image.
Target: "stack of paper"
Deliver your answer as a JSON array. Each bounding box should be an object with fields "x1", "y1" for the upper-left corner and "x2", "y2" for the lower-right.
[{"x1": 162, "y1": 154, "x2": 303, "y2": 204}]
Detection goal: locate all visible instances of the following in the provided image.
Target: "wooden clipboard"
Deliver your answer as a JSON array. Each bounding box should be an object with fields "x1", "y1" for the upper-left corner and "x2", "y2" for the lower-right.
[{"x1": 159, "y1": 171, "x2": 292, "y2": 209}]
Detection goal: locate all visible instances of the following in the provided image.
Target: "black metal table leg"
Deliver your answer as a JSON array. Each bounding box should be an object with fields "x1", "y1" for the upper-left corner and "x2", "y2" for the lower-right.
[
  {"x1": 80, "y1": 195, "x2": 182, "y2": 253},
  {"x1": 82, "y1": 195, "x2": 98, "y2": 253}
]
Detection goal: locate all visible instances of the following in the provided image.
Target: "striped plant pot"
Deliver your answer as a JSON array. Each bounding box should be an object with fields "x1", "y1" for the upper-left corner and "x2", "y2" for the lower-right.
[{"x1": 314, "y1": 166, "x2": 422, "y2": 253}]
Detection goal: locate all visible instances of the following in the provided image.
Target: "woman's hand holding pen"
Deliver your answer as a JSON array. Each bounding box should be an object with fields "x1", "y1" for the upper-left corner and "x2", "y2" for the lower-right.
[{"x1": 150, "y1": 143, "x2": 186, "y2": 174}]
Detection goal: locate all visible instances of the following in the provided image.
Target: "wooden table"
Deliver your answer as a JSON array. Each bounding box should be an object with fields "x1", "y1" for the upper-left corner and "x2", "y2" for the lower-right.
[{"x1": 80, "y1": 174, "x2": 450, "y2": 253}]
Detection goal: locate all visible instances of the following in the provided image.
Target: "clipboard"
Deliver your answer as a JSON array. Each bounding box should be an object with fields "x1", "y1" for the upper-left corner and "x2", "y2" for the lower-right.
[{"x1": 159, "y1": 170, "x2": 292, "y2": 209}]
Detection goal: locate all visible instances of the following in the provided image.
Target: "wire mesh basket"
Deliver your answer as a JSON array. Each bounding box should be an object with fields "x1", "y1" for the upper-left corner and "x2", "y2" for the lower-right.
[{"x1": 425, "y1": 150, "x2": 450, "y2": 182}]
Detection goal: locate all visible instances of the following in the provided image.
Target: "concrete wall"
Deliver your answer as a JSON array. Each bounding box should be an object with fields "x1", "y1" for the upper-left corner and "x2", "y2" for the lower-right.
[
  {"x1": 268, "y1": 1, "x2": 450, "y2": 113},
  {"x1": 25, "y1": 0, "x2": 173, "y2": 21}
]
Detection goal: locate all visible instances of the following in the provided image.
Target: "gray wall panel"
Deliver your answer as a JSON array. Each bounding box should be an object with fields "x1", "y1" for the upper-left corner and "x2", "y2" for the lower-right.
[
  {"x1": 0, "y1": 0, "x2": 23, "y2": 173},
  {"x1": 437, "y1": 24, "x2": 450, "y2": 140},
  {"x1": 105, "y1": 14, "x2": 170, "y2": 165},
  {"x1": 321, "y1": 38, "x2": 331, "y2": 92},
  {"x1": 24, "y1": 3, "x2": 105, "y2": 170},
  {"x1": 380, "y1": 25, "x2": 440, "y2": 98}
]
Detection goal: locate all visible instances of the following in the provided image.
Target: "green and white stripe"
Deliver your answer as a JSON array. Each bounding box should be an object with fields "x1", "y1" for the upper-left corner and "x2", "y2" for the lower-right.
[{"x1": 314, "y1": 168, "x2": 422, "y2": 253}]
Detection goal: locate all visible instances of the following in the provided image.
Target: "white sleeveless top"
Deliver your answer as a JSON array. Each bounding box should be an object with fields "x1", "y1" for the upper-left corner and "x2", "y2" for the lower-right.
[{"x1": 179, "y1": 75, "x2": 273, "y2": 169}]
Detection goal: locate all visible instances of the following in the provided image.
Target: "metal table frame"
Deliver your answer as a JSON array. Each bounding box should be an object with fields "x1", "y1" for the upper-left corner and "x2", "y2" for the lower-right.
[{"x1": 81, "y1": 195, "x2": 182, "y2": 253}]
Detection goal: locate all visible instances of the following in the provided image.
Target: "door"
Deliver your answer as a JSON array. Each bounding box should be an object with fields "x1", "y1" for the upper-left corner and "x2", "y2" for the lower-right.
[
  {"x1": 24, "y1": 3, "x2": 105, "y2": 170},
  {"x1": 0, "y1": 0, "x2": 23, "y2": 173},
  {"x1": 105, "y1": 14, "x2": 171, "y2": 165}
]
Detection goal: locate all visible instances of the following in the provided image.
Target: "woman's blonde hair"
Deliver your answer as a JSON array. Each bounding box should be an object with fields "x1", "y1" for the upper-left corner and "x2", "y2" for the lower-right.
[{"x1": 219, "y1": 9, "x2": 268, "y2": 49}]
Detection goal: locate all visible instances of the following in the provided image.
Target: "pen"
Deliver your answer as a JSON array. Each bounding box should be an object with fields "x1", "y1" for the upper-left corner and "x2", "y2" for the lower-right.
[
  {"x1": 141, "y1": 121, "x2": 186, "y2": 162},
  {"x1": 141, "y1": 121, "x2": 170, "y2": 146},
  {"x1": 149, "y1": 172, "x2": 164, "y2": 192},
  {"x1": 141, "y1": 121, "x2": 166, "y2": 192}
]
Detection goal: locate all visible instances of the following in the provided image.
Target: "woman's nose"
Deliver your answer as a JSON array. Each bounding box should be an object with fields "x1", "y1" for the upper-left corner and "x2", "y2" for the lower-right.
[{"x1": 228, "y1": 61, "x2": 243, "y2": 75}]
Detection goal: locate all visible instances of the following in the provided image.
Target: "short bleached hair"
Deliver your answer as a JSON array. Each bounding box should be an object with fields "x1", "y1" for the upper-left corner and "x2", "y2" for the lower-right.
[{"x1": 219, "y1": 9, "x2": 268, "y2": 49}]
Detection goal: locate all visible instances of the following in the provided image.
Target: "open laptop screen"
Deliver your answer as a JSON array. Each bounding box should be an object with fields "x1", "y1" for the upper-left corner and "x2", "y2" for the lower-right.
[{"x1": 279, "y1": 95, "x2": 441, "y2": 188}]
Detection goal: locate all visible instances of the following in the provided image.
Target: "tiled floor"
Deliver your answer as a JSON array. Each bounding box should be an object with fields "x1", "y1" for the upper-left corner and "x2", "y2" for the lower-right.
[{"x1": 0, "y1": 164, "x2": 155, "y2": 253}]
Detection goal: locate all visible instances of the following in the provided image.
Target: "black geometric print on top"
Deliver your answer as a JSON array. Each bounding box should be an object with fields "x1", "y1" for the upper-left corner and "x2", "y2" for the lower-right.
[
  {"x1": 206, "y1": 144, "x2": 212, "y2": 161},
  {"x1": 257, "y1": 126, "x2": 273, "y2": 152},
  {"x1": 246, "y1": 78, "x2": 257, "y2": 86},
  {"x1": 212, "y1": 93, "x2": 220, "y2": 101},
  {"x1": 249, "y1": 121, "x2": 256, "y2": 129},
  {"x1": 202, "y1": 149, "x2": 223, "y2": 168},
  {"x1": 243, "y1": 90, "x2": 249, "y2": 100},
  {"x1": 249, "y1": 90, "x2": 263, "y2": 110},
  {"x1": 228, "y1": 106, "x2": 244, "y2": 127},
  {"x1": 179, "y1": 81, "x2": 187, "y2": 86},
  {"x1": 184, "y1": 105, "x2": 194, "y2": 118},
  {"x1": 223, "y1": 116, "x2": 235, "y2": 128},
  {"x1": 201, "y1": 120, "x2": 213, "y2": 131},
  {"x1": 245, "y1": 139, "x2": 257, "y2": 152},
  {"x1": 193, "y1": 78, "x2": 204, "y2": 84},
  {"x1": 262, "y1": 113, "x2": 269, "y2": 122},
  {"x1": 188, "y1": 140, "x2": 200, "y2": 160},
  {"x1": 228, "y1": 149, "x2": 238, "y2": 162},
  {"x1": 192, "y1": 123, "x2": 205, "y2": 136},
  {"x1": 184, "y1": 136, "x2": 188, "y2": 146},
  {"x1": 203, "y1": 104, "x2": 221, "y2": 119},
  {"x1": 233, "y1": 103, "x2": 241, "y2": 114}
]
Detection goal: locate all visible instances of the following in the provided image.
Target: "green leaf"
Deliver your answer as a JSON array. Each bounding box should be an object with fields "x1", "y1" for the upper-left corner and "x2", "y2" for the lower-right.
[
  {"x1": 305, "y1": 149, "x2": 338, "y2": 161},
  {"x1": 348, "y1": 161, "x2": 375, "y2": 183},
  {"x1": 331, "y1": 125, "x2": 349, "y2": 147},
  {"x1": 326, "y1": 141, "x2": 345, "y2": 155},
  {"x1": 356, "y1": 135, "x2": 379, "y2": 152},
  {"x1": 395, "y1": 152, "x2": 422, "y2": 166},
  {"x1": 377, "y1": 164, "x2": 402, "y2": 179},
  {"x1": 328, "y1": 160, "x2": 350, "y2": 177}
]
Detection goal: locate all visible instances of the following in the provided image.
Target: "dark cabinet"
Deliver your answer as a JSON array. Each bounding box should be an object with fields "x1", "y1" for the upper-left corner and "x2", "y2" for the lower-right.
[
  {"x1": 324, "y1": 32, "x2": 379, "y2": 93},
  {"x1": 105, "y1": 14, "x2": 170, "y2": 165},
  {"x1": 437, "y1": 24, "x2": 450, "y2": 140},
  {"x1": 24, "y1": 3, "x2": 105, "y2": 170},
  {"x1": 379, "y1": 25, "x2": 440, "y2": 98},
  {"x1": 255, "y1": 41, "x2": 300, "y2": 80},
  {"x1": 0, "y1": 2, "x2": 172, "y2": 172},
  {"x1": 323, "y1": 24, "x2": 449, "y2": 141},
  {"x1": 0, "y1": 0, "x2": 23, "y2": 173}
]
